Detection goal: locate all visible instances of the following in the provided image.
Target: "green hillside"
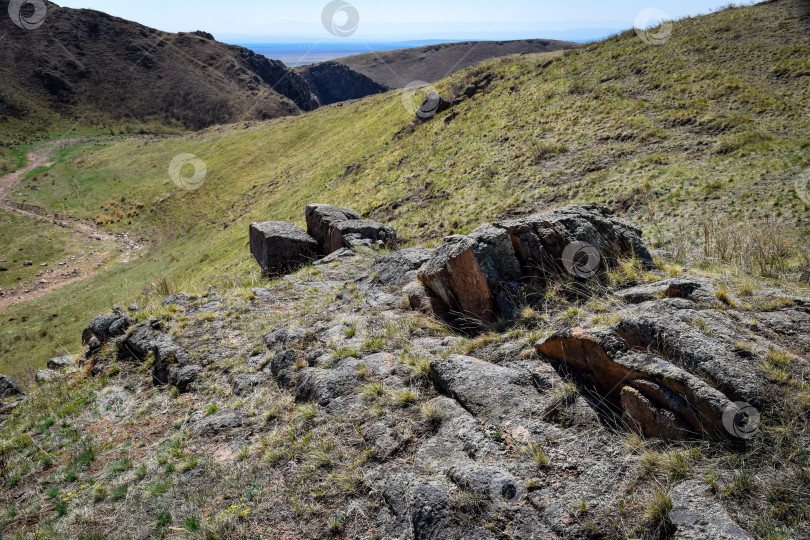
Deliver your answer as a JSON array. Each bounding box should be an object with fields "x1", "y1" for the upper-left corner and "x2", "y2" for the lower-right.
[{"x1": 1, "y1": 0, "x2": 809, "y2": 376}]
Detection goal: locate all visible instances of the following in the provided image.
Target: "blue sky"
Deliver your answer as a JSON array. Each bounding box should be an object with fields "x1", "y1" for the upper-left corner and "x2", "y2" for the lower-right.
[{"x1": 56, "y1": 0, "x2": 760, "y2": 42}]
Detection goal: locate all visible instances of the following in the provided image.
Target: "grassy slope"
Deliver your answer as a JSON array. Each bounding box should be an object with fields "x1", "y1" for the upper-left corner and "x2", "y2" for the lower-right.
[
  {"x1": 0, "y1": 210, "x2": 88, "y2": 289},
  {"x1": 1, "y1": 0, "x2": 809, "y2": 376}
]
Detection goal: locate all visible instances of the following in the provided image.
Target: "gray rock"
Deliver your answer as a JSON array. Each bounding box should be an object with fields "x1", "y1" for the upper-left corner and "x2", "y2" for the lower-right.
[
  {"x1": 82, "y1": 313, "x2": 132, "y2": 346},
  {"x1": 270, "y1": 349, "x2": 300, "y2": 388},
  {"x1": 118, "y1": 323, "x2": 159, "y2": 359},
  {"x1": 615, "y1": 277, "x2": 719, "y2": 305},
  {"x1": 163, "y1": 293, "x2": 191, "y2": 306},
  {"x1": 430, "y1": 355, "x2": 569, "y2": 441},
  {"x1": 617, "y1": 309, "x2": 764, "y2": 407},
  {"x1": 670, "y1": 480, "x2": 752, "y2": 539},
  {"x1": 416, "y1": 91, "x2": 452, "y2": 121},
  {"x1": 249, "y1": 221, "x2": 318, "y2": 276},
  {"x1": 36, "y1": 369, "x2": 60, "y2": 383},
  {"x1": 305, "y1": 204, "x2": 361, "y2": 255},
  {"x1": 372, "y1": 247, "x2": 434, "y2": 286},
  {"x1": 404, "y1": 280, "x2": 450, "y2": 319},
  {"x1": 47, "y1": 356, "x2": 75, "y2": 370},
  {"x1": 232, "y1": 373, "x2": 269, "y2": 396},
  {"x1": 0, "y1": 374, "x2": 24, "y2": 398},
  {"x1": 409, "y1": 484, "x2": 451, "y2": 539},
  {"x1": 295, "y1": 353, "x2": 396, "y2": 407},
  {"x1": 327, "y1": 219, "x2": 397, "y2": 253},
  {"x1": 313, "y1": 247, "x2": 358, "y2": 265},
  {"x1": 173, "y1": 364, "x2": 201, "y2": 393},
  {"x1": 193, "y1": 410, "x2": 245, "y2": 435}
]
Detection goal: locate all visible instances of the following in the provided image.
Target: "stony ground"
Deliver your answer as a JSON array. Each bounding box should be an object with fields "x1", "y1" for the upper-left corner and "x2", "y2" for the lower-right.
[{"x1": 1, "y1": 237, "x2": 809, "y2": 539}]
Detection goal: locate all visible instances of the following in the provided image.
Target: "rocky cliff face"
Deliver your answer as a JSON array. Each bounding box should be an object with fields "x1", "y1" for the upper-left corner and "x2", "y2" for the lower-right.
[
  {"x1": 2, "y1": 205, "x2": 808, "y2": 538},
  {"x1": 297, "y1": 61, "x2": 389, "y2": 106}
]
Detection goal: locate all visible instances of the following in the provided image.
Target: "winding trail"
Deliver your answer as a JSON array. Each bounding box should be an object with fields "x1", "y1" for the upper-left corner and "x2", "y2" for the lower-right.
[{"x1": 0, "y1": 145, "x2": 146, "y2": 309}]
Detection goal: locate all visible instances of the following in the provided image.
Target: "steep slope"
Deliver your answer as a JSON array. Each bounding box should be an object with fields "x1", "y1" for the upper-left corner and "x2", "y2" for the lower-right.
[
  {"x1": 331, "y1": 38, "x2": 581, "y2": 88},
  {"x1": 0, "y1": 1, "x2": 316, "y2": 149}
]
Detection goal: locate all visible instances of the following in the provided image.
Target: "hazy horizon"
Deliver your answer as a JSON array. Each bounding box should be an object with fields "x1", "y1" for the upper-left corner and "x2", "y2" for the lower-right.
[{"x1": 54, "y1": 0, "x2": 761, "y2": 43}]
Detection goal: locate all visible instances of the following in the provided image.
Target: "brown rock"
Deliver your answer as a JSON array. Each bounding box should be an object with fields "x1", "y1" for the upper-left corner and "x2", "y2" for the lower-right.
[
  {"x1": 620, "y1": 385, "x2": 691, "y2": 440},
  {"x1": 418, "y1": 235, "x2": 496, "y2": 325}
]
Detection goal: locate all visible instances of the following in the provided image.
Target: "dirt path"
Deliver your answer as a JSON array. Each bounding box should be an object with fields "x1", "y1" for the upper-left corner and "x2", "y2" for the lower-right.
[{"x1": 0, "y1": 146, "x2": 146, "y2": 309}]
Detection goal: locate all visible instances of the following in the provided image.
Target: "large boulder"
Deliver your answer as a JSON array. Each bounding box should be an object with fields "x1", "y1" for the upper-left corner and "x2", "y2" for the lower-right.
[
  {"x1": 416, "y1": 205, "x2": 655, "y2": 326},
  {"x1": 418, "y1": 225, "x2": 522, "y2": 325},
  {"x1": 0, "y1": 374, "x2": 24, "y2": 399},
  {"x1": 327, "y1": 219, "x2": 397, "y2": 252},
  {"x1": 305, "y1": 204, "x2": 361, "y2": 254},
  {"x1": 249, "y1": 221, "x2": 318, "y2": 276},
  {"x1": 416, "y1": 91, "x2": 452, "y2": 121},
  {"x1": 418, "y1": 235, "x2": 497, "y2": 325}
]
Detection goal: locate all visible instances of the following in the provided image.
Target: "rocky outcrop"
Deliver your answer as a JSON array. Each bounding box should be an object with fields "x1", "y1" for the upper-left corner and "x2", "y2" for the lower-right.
[
  {"x1": 249, "y1": 221, "x2": 318, "y2": 276},
  {"x1": 0, "y1": 374, "x2": 24, "y2": 399},
  {"x1": 296, "y1": 61, "x2": 388, "y2": 106},
  {"x1": 81, "y1": 313, "x2": 132, "y2": 352},
  {"x1": 616, "y1": 310, "x2": 764, "y2": 407},
  {"x1": 118, "y1": 321, "x2": 200, "y2": 393},
  {"x1": 416, "y1": 91, "x2": 452, "y2": 121},
  {"x1": 417, "y1": 205, "x2": 654, "y2": 326},
  {"x1": 494, "y1": 204, "x2": 655, "y2": 276},
  {"x1": 535, "y1": 325, "x2": 753, "y2": 440},
  {"x1": 249, "y1": 205, "x2": 398, "y2": 276},
  {"x1": 430, "y1": 355, "x2": 595, "y2": 441}
]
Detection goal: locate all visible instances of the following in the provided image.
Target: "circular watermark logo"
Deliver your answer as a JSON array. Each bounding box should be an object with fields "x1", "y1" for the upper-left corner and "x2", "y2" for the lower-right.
[
  {"x1": 489, "y1": 472, "x2": 526, "y2": 508},
  {"x1": 401, "y1": 80, "x2": 441, "y2": 118},
  {"x1": 561, "y1": 241, "x2": 601, "y2": 279},
  {"x1": 169, "y1": 153, "x2": 207, "y2": 190},
  {"x1": 322, "y1": 0, "x2": 359, "y2": 37},
  {"x1": 8, "y1": 0, "x2": 47, "y2": 30},
  {"x1": 722, "y1": 401, "x2": 760, "y2": 439},
  {"x1": 634, "y1": 8, "x2": 673, "y2": 46},
  {"x1": 795, "y1": 169, "x2": 810, "y2": 206}
]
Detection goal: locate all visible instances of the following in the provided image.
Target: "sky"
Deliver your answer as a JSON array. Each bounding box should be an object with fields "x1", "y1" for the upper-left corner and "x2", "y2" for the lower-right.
[{"x1": 55, "y1": 0, "x2": 761, "y2": 42}]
